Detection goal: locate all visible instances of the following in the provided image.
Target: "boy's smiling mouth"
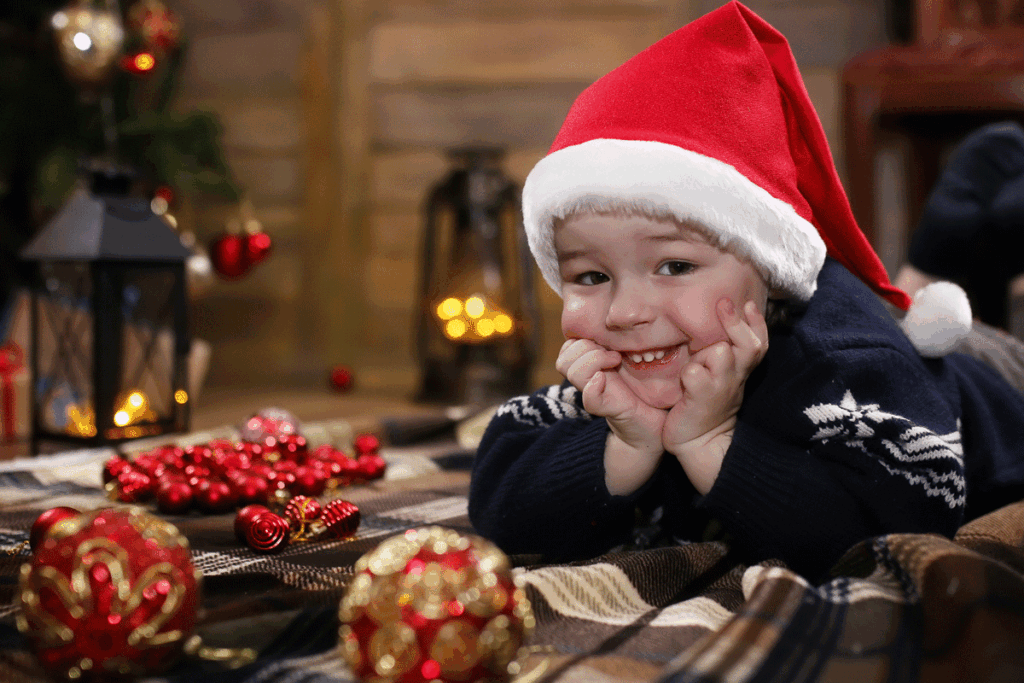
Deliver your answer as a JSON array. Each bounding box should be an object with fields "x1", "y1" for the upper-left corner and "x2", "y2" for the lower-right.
[{"x1": 620, "y1": 345, "x2": 681, "y2": 369}]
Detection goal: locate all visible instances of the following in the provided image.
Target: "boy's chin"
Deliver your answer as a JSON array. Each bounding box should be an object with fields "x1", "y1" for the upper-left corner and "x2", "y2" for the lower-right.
[{"x1": 619, "y1": 372, "x2": 683, "y2": 410}]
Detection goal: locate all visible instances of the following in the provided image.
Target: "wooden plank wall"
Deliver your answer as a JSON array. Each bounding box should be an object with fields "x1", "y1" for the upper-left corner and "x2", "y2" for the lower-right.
[{"x1": 334, "y1": 0, "x2": 692, "y2": 394}]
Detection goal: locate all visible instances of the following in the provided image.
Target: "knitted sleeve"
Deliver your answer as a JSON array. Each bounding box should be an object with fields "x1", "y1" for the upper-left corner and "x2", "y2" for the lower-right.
[
  {"x1": 468, "y1": 382, "x2": 648, "y2": 561},
  {"x1": 699, "y1": 346, "x2": 966, "y2": 581}
]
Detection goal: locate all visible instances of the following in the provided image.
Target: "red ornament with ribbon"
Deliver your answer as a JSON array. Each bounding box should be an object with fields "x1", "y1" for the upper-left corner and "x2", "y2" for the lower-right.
[{"x1": 210, "y1": 199, "x2": 272, "y2": 280}]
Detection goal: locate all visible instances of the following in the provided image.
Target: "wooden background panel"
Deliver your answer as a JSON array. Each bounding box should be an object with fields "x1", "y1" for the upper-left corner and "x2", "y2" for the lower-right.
[
  {"x1": 369, "y1": 18, "x2": 669, "y2": 84},
  {"x1": 372, "y1": 84, "x2": 586, "y2": 149}
]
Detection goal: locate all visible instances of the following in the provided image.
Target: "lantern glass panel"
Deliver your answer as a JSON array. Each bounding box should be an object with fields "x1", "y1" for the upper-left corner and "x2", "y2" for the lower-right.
[
  {"x1": 115, "y1": 268, "x2": 178, "y2": 436},
  {"x1": 35, "y1": 262, "x2": 94, "y2": 436}
]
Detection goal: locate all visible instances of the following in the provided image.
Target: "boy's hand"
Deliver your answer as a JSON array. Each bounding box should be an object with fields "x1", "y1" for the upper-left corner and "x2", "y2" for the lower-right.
[
  {"x1": 556, "y1": 338, "x2": 666, "y2": 495},
  {"x1": 663, "y1": 299, "x2": 768, "y2": 494}
]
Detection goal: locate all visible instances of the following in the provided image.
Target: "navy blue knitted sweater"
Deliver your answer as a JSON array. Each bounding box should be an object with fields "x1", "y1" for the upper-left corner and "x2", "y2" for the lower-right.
[{"x1": 469, "y1": 259, "x2": 1024, "y2": 580}]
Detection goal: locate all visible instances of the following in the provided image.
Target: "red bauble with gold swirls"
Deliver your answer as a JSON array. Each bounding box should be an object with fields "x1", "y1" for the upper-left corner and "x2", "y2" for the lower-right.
[
  {"x1": 338, "y1": 526, "x2": 534, "y2": 683},
  {"x1": 17, "y1": 507, "x2": 201, "y2": 681}
]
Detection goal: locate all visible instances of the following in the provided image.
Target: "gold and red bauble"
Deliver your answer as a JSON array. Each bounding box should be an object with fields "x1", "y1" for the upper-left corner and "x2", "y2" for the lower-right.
[
  {"x1": 338, "y1": 527, "x2": 534, "y2": 683},
  {"x1": 233, "y1": 497, "x2": 361, "y2": 554},
  {"x1": 17, "y1": 507, "x2": 201, "y2": 682}
]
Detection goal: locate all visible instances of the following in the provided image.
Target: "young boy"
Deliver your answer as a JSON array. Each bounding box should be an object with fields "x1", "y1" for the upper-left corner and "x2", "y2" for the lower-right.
[{"x1": 468, "y1": 1, "x2": 1024, "y2": 581}]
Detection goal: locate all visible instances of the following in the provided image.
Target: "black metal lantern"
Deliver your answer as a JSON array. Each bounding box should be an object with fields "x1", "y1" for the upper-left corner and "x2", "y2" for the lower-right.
[
  {"x1": 20, "y1": 171, "x2": 191, "y2": 453},
  {"x1": 416, "y1": 147, "x2": 540, "y2": 406}
]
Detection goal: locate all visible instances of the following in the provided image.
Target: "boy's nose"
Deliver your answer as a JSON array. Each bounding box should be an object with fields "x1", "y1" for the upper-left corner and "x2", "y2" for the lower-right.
[{"x1": 605, "y1": 280, "x2": 654, "y2": 329}]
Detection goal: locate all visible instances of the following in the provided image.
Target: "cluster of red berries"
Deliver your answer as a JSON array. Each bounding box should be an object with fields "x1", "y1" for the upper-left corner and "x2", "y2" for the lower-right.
[
  {"x1": 102, "y1": 432, "x2": 386, "y2": 516},
  {"x1": 234, "y1": 495, "x2": 361, "y2": 553}
]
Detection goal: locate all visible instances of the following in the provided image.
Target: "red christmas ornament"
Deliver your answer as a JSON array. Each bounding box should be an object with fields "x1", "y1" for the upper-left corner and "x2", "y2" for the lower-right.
[
  {"x1": 329, "y1": 365, "x2": 354, "y2": 392},
  {"x1": 244, "y1": 231, "x2": 272, "y2": 267},
  {"x1": 284, "y1": 495, "x2": 322, "y2": 532},
  {"x1": 210, "y1": 233, "x2": 249, "y2": 279},
  {"x1": 235, "y1": 505, "x2": 270, "y2": 543},
  {"x1": 243, "y1": 510, "x2": 290, "y2": 554},
  {"x1": 194, "y1": 479, "x2": 237, "y2": 514},
  {"x1": 156, "y1": 479, "x2": 194, "y2": 514},
  {"x1": 353, "y1": 433, "x2": 380, "y2": 455},
  {"x1": 102, "y1": 456, "x2": 133, "y2": 484},
  {"x1": 356, "y1": 453, "x2": 387, "y2": 481},
  {"x1": 29, "y1": 507, "x2": 80, "y2": 552},
  {"x1": 338, "y1": 527, "x2": 534, "y2": 683},
  {"x1": 113, "y1": 469, "x2": 156, "y2": 503},
  {"x1": 319, "y1": 499, "x2": 360, "y2": 539},
  {"x1": 17, "y1": 508, "x2": 201, "y2": 681}
]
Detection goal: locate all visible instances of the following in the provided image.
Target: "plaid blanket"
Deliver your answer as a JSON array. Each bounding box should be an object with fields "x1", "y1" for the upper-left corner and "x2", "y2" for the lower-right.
[{"x1": 2, "y1": 419, "x2": 1024, "y2": 683}]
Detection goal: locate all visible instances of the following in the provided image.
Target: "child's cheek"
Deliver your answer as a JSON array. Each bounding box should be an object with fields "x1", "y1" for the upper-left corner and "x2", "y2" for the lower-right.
[{"x1": 560, "y1": 293, "x2": 594, "y2": 339}]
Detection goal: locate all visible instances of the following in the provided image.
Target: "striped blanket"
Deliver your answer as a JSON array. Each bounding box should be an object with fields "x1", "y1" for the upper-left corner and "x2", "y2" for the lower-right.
[{"x1": 2, "y1": 419, "x2": 1023, "y2": 683}]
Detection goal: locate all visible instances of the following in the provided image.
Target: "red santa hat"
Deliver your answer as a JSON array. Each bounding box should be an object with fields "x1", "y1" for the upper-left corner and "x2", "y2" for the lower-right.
[{"x1": 522, "y1": 0, "x2": 971, "y2": 356}]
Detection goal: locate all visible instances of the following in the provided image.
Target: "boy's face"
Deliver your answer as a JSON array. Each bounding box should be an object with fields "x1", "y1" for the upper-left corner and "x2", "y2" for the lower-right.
[{"x1": 555, "y1": 212, "x2": 770, "y2": 410}]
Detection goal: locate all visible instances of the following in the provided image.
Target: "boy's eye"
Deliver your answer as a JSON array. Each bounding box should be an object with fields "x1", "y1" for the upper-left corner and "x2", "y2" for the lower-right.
[
  {"x1": 575, "y1": 271, "x2": 609, "y2": 286},
  {"x1": 657, "y1": 260, "x2": 695, "y2": 276}
]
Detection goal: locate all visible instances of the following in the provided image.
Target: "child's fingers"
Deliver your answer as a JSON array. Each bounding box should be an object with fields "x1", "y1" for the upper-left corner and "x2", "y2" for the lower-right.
[
  {"x1": 564, "y1": 348, "x2": 621, "y2": 390},
  {"x1": 718, "y1": 299, "x2": 768, "y2": 372},
  {"x1": 680, "y1": 361, "x2": 712, "y2": 396},
  {"x1": 556, "y1": 339, "x2": 615, "y2": 377}
]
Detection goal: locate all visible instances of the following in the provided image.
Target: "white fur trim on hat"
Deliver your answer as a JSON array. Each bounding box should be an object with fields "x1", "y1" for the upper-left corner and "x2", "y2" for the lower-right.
[
  {"x1": 522, "y1": 138, "x2": 827, "y2": 299},
  {"x1": 899, "y1": 281, "x2": 972, "y2": 357}
]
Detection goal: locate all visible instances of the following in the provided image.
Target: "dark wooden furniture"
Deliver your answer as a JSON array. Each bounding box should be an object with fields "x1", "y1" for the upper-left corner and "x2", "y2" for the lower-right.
[{"x1": 841, "y1": 0, "x2": 1024, "y2": 251}]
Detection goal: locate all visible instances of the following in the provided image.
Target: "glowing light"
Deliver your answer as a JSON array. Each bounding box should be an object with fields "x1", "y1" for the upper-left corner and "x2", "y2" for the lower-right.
[
  {"x1": 72, "y1": 32, "x2": 92, "y2": 51},
  {"x1": 52, "y1": 12, "x2": 69, "y2": 29},
  {"x1": 114, "y1": 410, "x2": 131, "y2": 427},
  {"x1": 465, "y1": 296, "x2": 485, "y2": 318},
  {"x1": 421, "y1": 660, "x2": 441, "y2": 679},
  {"x1": 445, "y1": 319, "x2": 466, "y2": 339},
  {"x1": 476, "y1": 318, "x2": 495, "y2": 337},
  {"x1": 133, "y1": 52, "x2": 156, "y2": 71},
  {"x1": 174, "y1": 390, "x2": 188, "y2": 404},
  {"x1": 437, "y1": 297, "x2": 462, "y2": 320},
  {"x1": 127, "y1": 392, "x2": 144, "y2": 408},
  {"x1": 493, "y1": 314, "x2": 513, "y2": 334},
  {"x1": 151, "y1": 197, "x2": 169, "y2": 215}
]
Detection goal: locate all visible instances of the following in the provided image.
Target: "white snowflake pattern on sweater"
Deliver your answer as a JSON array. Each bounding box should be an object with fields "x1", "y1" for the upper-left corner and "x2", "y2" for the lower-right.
[
  {"x1": 804, "y1": 390, "x2": 965, "y2": 510},
  {"x1": 496, "y1": 384, "x2": 590, "y2": 427}
]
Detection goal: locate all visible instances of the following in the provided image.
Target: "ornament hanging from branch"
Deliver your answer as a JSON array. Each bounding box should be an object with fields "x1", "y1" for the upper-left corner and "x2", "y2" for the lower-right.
[{"x1": 210, "y1": 198, "x2": 273, "y2": 280}]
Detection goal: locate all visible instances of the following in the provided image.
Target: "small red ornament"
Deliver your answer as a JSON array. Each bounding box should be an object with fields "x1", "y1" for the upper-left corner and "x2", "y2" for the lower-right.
[
  {"x1": 128, "y1": 0, "x2": 181, "y2": 52},
  {"x1": 210, "y1": 233, "x2": 249, "y2": 279},
  {"x1": 240, "y1": 407, "x2": 301, "y2": 444},
  {"x1": 156, "y1": 479, "x2": 194, "y2": 514},
  {"x1": 329, "y1": 365, "x2": 354, "y2": 392},
  {"x1": 28, "y1": 507, "x2": 80, "y2": 552},
  {"x1": 320, "y1": 499, "x2": 360, "y2": 539},
  {"x1": 18, "y1": 508, "x2": 201, "y2": 681},
  {"x1": 284, "y1": 495, "x2": 322, "y2": 532},
  {"x1": 356, "y1": 453, "x2": 387, "y2": 481},
  {"x1": 194, "y1": 479, "x2": 237, "y2": 514},
  {"x1": 353, "y1": 433, "x2": 380, "y2": 455},
  {"x1": 244, "y1": 231, "x2": 272, "y2": 267},
  {"x1": 235, "y1": 505, "x2": 270, "y2": 543},
  {"x1": 103, "y1": 456, "x2": 135, "y2": 484},
  {"x1": 243, "y1": 510, "x2": 290, "y2": 554},
  {"x1": 113, "y1": 469, "x2": 156, "y2": 502},
  {"x1": 120, "y1": 51, "x2": 157, "y2": 74}
]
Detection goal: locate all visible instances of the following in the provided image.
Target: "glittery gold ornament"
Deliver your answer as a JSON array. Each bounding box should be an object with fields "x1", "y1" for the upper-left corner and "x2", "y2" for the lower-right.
[
  {"x1": 17, "y1": 507, "x2": 201, "y2": 681},
  {"x1": 339, "y1": 526, "x2": 534, "y2": 683},
  {"x1": 51, "y1": 1, "x2": 126, "y2": 88}
]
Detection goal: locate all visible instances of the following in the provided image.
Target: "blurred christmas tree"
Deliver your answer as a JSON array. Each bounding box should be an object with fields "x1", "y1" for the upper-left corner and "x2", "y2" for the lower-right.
[{"x1": 0, "y1": 0, "x2": 242, "y2": 316}]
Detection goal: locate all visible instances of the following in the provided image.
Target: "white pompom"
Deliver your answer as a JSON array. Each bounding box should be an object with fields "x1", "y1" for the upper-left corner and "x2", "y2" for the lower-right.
[{"x1": 899, "y1": 281, "x2": 973, "y2": 357}]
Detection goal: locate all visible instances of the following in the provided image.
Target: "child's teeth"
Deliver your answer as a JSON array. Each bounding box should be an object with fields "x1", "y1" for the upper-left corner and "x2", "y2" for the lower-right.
[
  {"x1": 642, "y1": 352, "x2": 655, "y2": 362},
  {"x1": 654, "y1": 350, "x2": 665, "y2": 359},
  {"x1": 631, "y1": 354, "x2": 643, "y2": 363}
]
